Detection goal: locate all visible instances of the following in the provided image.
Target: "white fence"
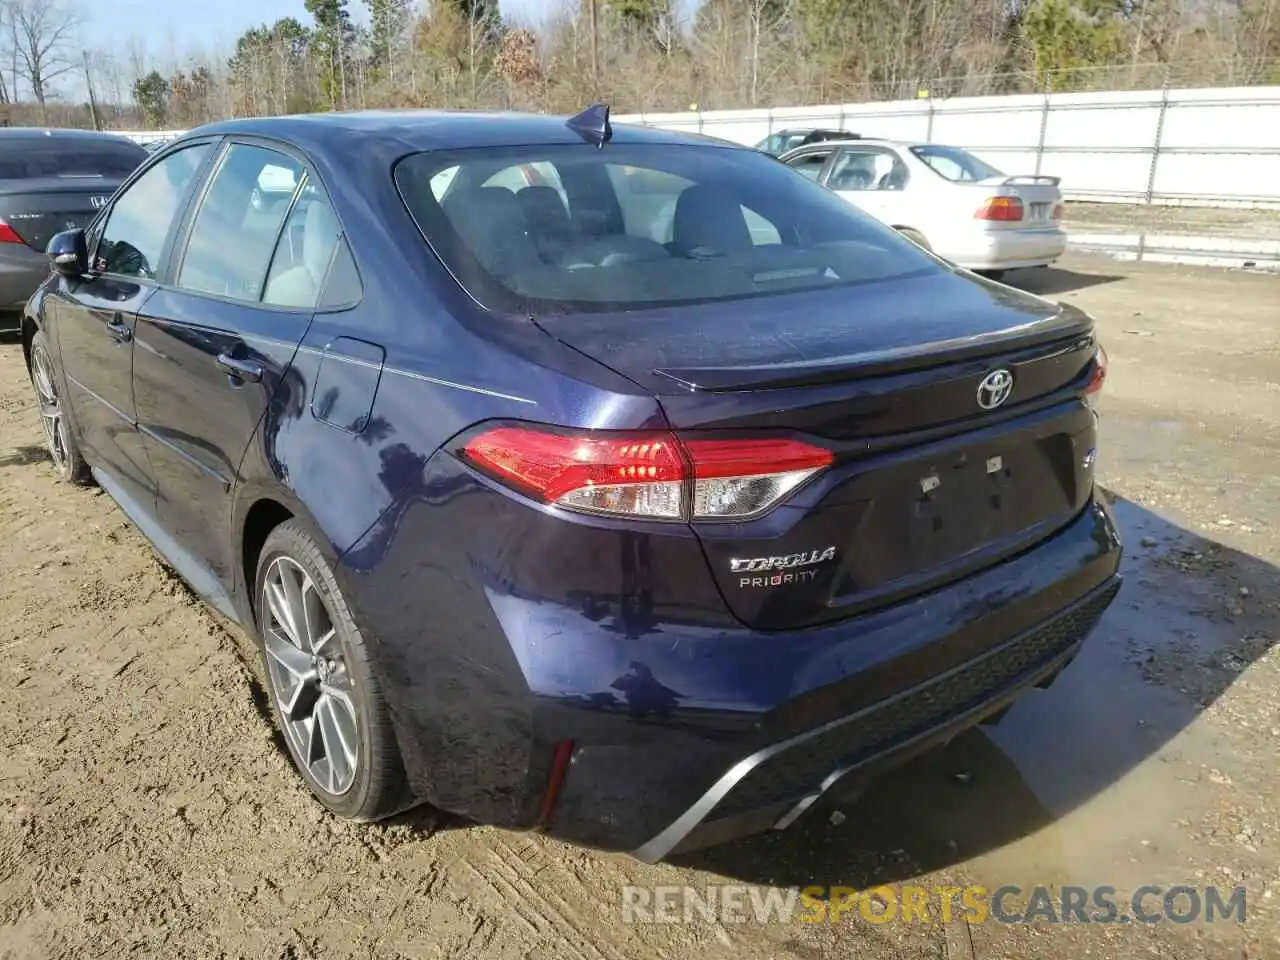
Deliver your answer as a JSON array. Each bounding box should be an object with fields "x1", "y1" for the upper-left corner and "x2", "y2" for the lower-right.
[
  {"x1": 117, "y1": 87, "x2": 1280, "y2": 209},
  {"x1": 616, "y1": 86, "x2": 1280, "y2": 210}
]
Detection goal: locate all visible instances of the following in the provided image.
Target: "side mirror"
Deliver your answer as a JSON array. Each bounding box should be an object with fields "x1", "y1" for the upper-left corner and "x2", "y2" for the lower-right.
[{"x1": 47, "y1": 229, "x2": 88, "y2": 279}]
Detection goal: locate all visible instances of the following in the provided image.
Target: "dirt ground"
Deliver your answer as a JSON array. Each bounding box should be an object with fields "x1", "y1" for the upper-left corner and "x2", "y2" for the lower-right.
[{"x1": 1, "y1": 252, "x2": 1278, "y2": 959}]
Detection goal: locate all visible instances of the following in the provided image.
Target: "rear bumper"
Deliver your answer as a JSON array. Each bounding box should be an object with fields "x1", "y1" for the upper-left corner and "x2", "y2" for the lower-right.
[
  {"x1": 545, "y1": 495, "x2": 1120, "y2": 857},
  {"x1": 0, "y1": 245, "x2": 50, "y2": 312},
  {"x1": 640, "y1": 576, "x2": 1117, "y2": 860},
  {"x1": 351, "y1": 484, "x2": 1122, "y2": 857},
  {"x1": 943, "y1": 226, "x2": 1068, "y2": 270}
]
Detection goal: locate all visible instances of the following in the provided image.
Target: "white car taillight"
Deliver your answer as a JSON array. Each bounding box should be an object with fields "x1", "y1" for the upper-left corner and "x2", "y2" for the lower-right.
[
  {"x1": 461, "y1": 426, "x2": 833, "y2": 522},
  {"x1": 975, "y1": 196, "x2": 1024, "y2": 222}
]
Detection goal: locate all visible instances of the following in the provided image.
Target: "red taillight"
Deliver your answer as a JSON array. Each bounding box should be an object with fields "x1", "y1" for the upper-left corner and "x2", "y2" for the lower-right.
[
  {"x1": 1051, "y1": 203, "x2": 1064, "y2": 222},
  {"x1": 1083, "y1": 344, "x2": 1108, "y2": 406},
  {"x1": 461, "y1": 426, "x2": 833, "y2": 521},
  {"x1": 535, "y1": 739, "x2": 575, "y2": 829},
  {"x1": 0, "y1": 219, "x2": 24, "y2": 244},
  {"x1": 975, "y1": 196, "x2": 1024, "y2": 222}
]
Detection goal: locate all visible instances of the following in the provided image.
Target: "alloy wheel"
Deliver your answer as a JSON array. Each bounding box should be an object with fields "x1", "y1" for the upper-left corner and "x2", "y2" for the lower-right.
[
  {"x1": 31, "y1": 344, "x2": 71, "y2": 474},
  {"x1": 261, "y1": 555, "x2": 361, "y2": 796}
]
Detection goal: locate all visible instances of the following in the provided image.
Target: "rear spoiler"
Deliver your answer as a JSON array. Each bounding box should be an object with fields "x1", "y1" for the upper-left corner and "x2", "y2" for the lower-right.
[{"x1": 1000, "y1": 174, "x2": 1061, "y2": 187}]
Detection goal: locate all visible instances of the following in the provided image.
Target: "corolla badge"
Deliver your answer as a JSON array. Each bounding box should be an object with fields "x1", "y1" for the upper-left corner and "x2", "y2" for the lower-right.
[
  {"x1": 731, "y1": 546, "x2": 837, "y2": 589},
  {"x1": 976, "y1": 368, "x2": 1014, "y2": 410}
]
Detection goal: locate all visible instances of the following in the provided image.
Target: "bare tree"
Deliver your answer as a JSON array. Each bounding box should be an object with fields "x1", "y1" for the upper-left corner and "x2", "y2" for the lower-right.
[{"x1": 6, "y1": 0, "x2": 84, "y2": 115}]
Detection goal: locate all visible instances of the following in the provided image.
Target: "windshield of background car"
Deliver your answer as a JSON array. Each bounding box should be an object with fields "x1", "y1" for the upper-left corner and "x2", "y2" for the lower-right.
[
  {"x1": 394, "y1": 142, "x2": 939, "y2": 316},
  {"x1": 0, "y1": 140, "x2": 147, "y2": 179},
  {"x1": 910, "y1": 145, "x2": 1004, "y2": 183}
]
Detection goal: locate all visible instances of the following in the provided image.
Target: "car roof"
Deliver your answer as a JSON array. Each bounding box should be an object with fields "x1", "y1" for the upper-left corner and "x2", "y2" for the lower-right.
[{"x1": 186, "y1": 109, "x2": 738, "y2": 156}]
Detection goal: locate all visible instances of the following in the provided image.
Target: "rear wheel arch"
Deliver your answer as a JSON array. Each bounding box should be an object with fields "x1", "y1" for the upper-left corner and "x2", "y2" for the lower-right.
[
  {"x1": 21, "y1": 314, "x2": 38, "y2": 376},
  {"x1": 241, "y1": 498, "x2": 295, "y2": 623}
]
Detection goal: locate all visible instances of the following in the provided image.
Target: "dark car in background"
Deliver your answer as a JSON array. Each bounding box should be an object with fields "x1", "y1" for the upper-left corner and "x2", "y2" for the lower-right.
[
  {"x1": 22, "y1": 108, "x2": 1120, "y2": 861},
  {"x1": 755, "y1": 127, "x2": 852, "y2": 156},
  {"x1": 0, "y1": 128, "x2": 148, "y2": 330}
]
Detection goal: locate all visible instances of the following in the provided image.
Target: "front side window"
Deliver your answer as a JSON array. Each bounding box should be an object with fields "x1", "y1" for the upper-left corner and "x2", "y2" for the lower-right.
[
  {"x1": 394, "y1": 142, "x2": 937, "y2": 316},
  {"x1": 785, "y1": 151, "x2": 830, "y2": 181},
  {"x1": 178, "y1": 144, "x2": 305, "y2": 301},
  {"x1": 911, "y1": 145, "x2": 1003, "y2": 183},
  {"x1": 95, "y1": 143, "x2": 211, "y2": 279}
]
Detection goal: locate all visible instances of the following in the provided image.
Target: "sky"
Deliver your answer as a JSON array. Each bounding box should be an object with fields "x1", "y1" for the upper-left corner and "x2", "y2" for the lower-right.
[{"x1": 86, "y1": 0, "x2": 586, "y2": 63}]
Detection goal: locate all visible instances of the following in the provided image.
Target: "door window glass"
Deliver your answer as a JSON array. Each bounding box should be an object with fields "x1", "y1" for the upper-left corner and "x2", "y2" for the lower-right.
[
  {"x1": 827, "y1": 149, "x2": 909, "y2": 192},
  {"x1": 95, "y1": 143, "x2": 211, "y2": 278},
  {"x1": 262, "y1": 180, "x2": 344, "y2": 309},
  {"x1": 786, "y1": 153, "x2": 829, "y2": 181},
  {"x1": 177, "y1": 144, "x2": 304, "y2": 301}
]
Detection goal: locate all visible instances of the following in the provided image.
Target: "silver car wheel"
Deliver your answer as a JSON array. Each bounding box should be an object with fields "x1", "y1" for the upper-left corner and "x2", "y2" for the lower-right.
[
  {"x1": 261, "y1": 555, "x2": 361, "y2": 796},
  {"x1": 31, "y1": 343, "x2": 70, "y2": 474}
]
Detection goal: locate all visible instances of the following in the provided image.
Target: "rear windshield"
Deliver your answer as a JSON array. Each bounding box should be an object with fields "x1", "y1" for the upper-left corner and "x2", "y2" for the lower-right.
[
  {"x1": 0, "y1": 140, "x2": 148, "y2": 180},
  {"x1": 394, "y1": 142, "x2": 939, "y2": 316},
  {"x1": 910, "y1": 145, "x2": 1003, "y2": 183}
]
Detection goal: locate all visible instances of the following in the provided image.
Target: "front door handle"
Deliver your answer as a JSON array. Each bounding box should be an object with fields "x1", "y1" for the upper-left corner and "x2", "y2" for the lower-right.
[
  {"x1": 216, "y1": 352, "x2": 263, "y2": 384},
  {"x1": 105, "y1": 314, "x2": 131, "y2": 343}
]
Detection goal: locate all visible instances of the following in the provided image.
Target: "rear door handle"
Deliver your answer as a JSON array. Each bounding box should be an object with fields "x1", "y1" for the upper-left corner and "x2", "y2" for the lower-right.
[
  {"x1": 216, "y1": 352, "x2": 263, "y2": 384},
  {"x1": 105, "y1": 314, "x2": 131, "y2": 343}
]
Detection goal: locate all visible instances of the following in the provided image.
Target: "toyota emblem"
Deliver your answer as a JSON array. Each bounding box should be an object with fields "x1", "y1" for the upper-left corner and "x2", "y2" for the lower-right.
[{"x1": 976, "y1": 369, "x2": 1014, "y2": 410}]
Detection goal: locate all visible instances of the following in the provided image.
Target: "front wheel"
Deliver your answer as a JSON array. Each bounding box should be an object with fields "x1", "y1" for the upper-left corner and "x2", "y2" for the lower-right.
[
  {"x1": 255, "y1": 519, "x2": 410, "y2": 820},
  {"x1": 28, "y1": 330, "x2": 92, "y2": 485}
]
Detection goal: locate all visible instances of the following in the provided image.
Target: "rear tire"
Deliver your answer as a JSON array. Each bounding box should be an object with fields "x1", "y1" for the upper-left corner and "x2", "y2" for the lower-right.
[
  {"x1": 254, "y1": 519, "x2": 410, "y2": 821},
  {"x1": 896, "y1": 227, "x2": 931, "y2": 251},
  {"x1": 28, "y1": 330, "x2": 93, "y2": 486}
]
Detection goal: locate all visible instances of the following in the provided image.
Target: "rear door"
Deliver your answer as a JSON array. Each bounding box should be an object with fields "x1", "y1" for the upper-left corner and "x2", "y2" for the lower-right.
[
  {"x1": 131, "y1": 140, "x2": 343, "y2": 589},
  {"x1": 52, "y1": 142, "x2": 215, "y2": 511}
]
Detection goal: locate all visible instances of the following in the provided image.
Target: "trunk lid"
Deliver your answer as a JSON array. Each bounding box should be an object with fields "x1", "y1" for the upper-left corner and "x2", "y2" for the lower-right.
[
  {"x1": 540, "y1": 270, "x2": 1101, "y2": 630},
  {"x1": 0, "y1": 178, "x2": 120, "y2": 252}
]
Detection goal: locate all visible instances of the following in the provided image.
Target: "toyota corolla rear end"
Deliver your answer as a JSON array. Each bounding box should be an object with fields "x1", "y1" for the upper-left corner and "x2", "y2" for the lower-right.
[{"x1": 352, "y1": 132, "x2": 1122, "y2": 861}]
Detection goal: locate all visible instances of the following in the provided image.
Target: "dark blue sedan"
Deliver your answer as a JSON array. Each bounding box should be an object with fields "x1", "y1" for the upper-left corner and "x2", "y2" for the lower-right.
[{"x1": 21, "y1": 107, "x2": 1121, "y2": 861}]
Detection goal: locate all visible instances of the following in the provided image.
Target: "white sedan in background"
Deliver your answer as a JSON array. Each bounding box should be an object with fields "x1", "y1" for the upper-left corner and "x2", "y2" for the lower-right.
[{"x1": 777, "y1": 138, "x2": 1067, "y2": 279}]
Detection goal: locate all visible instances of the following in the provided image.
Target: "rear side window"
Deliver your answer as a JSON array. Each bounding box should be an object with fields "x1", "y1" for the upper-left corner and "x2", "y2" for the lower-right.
[
  {"x1": 911, "y1": 145, "x2": 1003, "y2": 183},
  {"x1": 0, "y1": 140, "x2": 147, "y2": 179},
  {"x1": 96, "y1": 143, "x2": 211, "y2": 279},
  {"x1": 261, "y1": 180, "x2": 345, "y2": 309},
  {"x1": 178, "y1": 144, "x2": 304, "y2": 302},
  {"x1": 394, "y1": 142, "x2": 936, "y2": 316}
]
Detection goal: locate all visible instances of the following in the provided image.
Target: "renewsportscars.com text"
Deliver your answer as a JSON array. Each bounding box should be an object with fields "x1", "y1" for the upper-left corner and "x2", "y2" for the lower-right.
[{"x1": 620, "y1": 884, "x2": 1247, "y2": 926}]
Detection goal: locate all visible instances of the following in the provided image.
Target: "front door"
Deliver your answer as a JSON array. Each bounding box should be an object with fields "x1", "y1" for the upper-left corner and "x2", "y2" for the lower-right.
[
  {"x1": 823, "y1": 146, "x2": 911, "y2": 226},
  {"x1": 54, "y1": 142, "x2": 214, "y2": 510},
  {"x1": 131, "y1": 142, "x2": 343, "y2": 590}
]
